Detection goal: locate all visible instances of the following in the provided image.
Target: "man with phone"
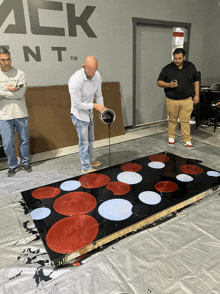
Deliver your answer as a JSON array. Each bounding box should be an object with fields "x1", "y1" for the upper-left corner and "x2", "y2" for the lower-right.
[
  {"x1": 157, "y1": 48, "x2": 200, "y2": 150},
  {"x1": 0, "y1": 47, "x2": 32, "y2": 176}
]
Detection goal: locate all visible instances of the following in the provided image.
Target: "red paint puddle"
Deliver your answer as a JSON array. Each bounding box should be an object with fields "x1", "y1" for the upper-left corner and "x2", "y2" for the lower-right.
[
  {"x1": 180, "y1": 165, "x2": 204, "y2": 175},
  {"x1": 149, "y1": 154, "x2": 169, "y2": 163},
  {"x1": 121, "y1": 163, "x2": 142, "y2": 172},
  {"x1": 53, "y1": 192, "x2": 97, "y2": 216},
  {"x1": 72, "y1": 262, "x2": 81, "y2": 267},
  {"x1": 106, "y1": 181, "x2": 131, "y2": 195},
  {"x1": 46, "y1": 215, "x2": 99, "y2": 253},
  {"x1": 32, "y1": 187, "x2": 60, "y2": 199},
  {"x1": 155, "y1": 181, "x2": 178, "y2": 192},
  {"x1": 79, "y1": 173, "x2": 111, "y2": 189}
]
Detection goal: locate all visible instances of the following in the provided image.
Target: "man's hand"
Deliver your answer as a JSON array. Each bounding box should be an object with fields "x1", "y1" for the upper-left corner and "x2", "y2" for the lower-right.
[
  {"x1": 193, "y1": 95, "x2": 199, "y2": 105},
  {"x1": 169, "y1": 81, "x2": 178, "y2": 88},
  {"x1": 7, "y1": 85, "x2": 20, "y2": 92},
  {"x1": 157, "y1": 80, "x2": 177, "y2": 88},
  {"x1": 93, "y1": 103, "x2": 106, "y2": 113}
]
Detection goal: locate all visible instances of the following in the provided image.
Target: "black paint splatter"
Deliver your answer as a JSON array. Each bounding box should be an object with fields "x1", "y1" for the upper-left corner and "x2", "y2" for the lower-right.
[
  {"x1": 9, "y1": 270, "x2": 23, "y2": 280},
  {"x1": 19, "y1": 200, "x2": 29, "y2": 214},
  {"x1": 17, "y1": 248, "x2": 49, "y2": 269},
  {"x1": 33, "y1": 268, "x2": 53, "y2": 287},
  {"x1": 12, "y1": 240, "x2": 19, "y2": 247},
  {"x1": 26, "y1": 248, "x2": 40, "y2": 255},
  {"x1": 22, "y1": 248, "x2": 48, "y2": 266},
  {"x1": 36, "y1": 259, "x2": 50, "y2": 267},
  {"x1": 16, "y1": 247, "x2": 54, "y2": 287},
  {"x1": 23, "y1": 221, "x2": 40, "y2": 243}
]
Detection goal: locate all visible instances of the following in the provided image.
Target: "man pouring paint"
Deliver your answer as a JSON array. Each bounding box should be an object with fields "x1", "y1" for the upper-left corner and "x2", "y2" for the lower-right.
[
  {"x1": 157, "y1": 48, "x2": 200, "y2": 150},
  {"x1": 68, "y1": 56, "x2": 106, "y2": 174}
]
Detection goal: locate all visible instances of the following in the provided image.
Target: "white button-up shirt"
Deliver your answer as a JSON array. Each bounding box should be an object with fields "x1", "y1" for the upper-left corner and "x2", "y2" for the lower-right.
[{"x1": 68, "y1": 68, "x2": 104, "y2": 122}]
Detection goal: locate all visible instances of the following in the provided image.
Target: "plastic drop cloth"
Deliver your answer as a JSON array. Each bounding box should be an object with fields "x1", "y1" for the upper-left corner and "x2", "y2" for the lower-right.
[
  {"x1": 0, "y1": 131, "x2": 220, "y2": 294},
  {"x1": 0, "y1": 185, "x2": 220, "y2": 293}
]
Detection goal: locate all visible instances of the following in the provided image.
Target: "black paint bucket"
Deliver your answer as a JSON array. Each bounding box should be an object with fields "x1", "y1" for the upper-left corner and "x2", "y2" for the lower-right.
[{"x1": 100, "y1": 109, "x2": 116, "y2": 124}]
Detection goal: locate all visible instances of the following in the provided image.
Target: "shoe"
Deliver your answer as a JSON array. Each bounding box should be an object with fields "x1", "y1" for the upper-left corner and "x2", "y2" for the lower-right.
[
  {"x1": 81, "y1": 168, "x2": 96, "y2": 174},
  {"x1": 168, "y1": 137, "x2": 175, "y2": 146},
  {"x1": 21, "y1": 164, "x2": 32, "y2": 173},
  {"x1": 90, "y1": 161, "x2": 101, "y2": 167},
  {"x1": 189, "y1": 119, "x2": 196, "y2": 125},
  {"x1": 183, "y1": 141, "x2": 194, "y2": 150},
  {"x1": 8, "y1": 167, "x2": 18, "y2": 177}
]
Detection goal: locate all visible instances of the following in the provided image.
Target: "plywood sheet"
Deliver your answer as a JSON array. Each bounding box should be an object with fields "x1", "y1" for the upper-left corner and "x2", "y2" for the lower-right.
[{"x1": 21, "y1": 152, "x2": 220, "y2": 268}]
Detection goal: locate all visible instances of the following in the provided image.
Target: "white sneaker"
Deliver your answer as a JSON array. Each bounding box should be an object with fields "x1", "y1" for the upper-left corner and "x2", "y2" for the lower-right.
[
  {"x1": 168, "y1": 137, "x2": 175, "y2": 146},
  {"x1": 189, "y1": 119, "x2": 196, "y2": 125},
  {"x1": 183, "y1": 141, "x2": 194, "y2": 150}
]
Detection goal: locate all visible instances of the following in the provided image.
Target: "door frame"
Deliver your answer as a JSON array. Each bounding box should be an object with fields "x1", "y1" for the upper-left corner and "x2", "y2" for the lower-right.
[{"x1": 132, "y1": 18, "x2": 191, "y2": 128}]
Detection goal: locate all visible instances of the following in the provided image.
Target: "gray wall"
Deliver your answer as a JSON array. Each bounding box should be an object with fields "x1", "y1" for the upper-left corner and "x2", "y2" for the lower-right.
[
  {"x1": 0, "y1": 0, "x2": 219, "y2": 126},
  {"x1": 199, "y1": 2, "x2": 220, "y2": 86}
]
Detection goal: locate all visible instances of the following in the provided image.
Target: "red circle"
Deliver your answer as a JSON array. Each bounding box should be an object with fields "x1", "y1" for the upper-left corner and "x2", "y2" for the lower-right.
[
  {"x1": 155, "y1": 181, "x2": 178, "y2": 193},
  {"x1": 32, "y1": 187, "x2": 60, "y2": 199},
  {"x1": 121, "y1": 163, "x2": 142, "y2": 172},
  {"x1": 53, "y1": 192, "x2": 97, "y2": 216},
  {"x1": 106, "y1": 181, "x2": 131, "y2": 195},
  {"x1": 79, "y1": 173, "x2": 111, "y2": 189},
  {"x1": 149, "y1": 154, "x2": 169, "y2": 163},
  {"x1": 46, "y1": 215, "x2": 99, "y2": 253},
  {"x1": 180, "y1": 165, "x2": 204, "y2": 175}
]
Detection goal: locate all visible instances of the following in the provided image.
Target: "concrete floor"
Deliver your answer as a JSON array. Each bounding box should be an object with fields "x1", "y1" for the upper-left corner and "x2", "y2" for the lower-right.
[{"x1": 0, "y1": 122, "x2": 220, "y2": 294}]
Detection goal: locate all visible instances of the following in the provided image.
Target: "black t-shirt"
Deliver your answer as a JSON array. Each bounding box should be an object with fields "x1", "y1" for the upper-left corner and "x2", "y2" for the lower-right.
[{"x1": 157, "y1": 61, "x2": 200, "y2": 99}]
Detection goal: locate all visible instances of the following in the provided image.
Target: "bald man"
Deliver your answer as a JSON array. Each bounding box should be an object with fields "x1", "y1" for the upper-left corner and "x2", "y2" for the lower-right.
[{"x1": 68, "y1": 56, "x2": 106, "y2": 174}]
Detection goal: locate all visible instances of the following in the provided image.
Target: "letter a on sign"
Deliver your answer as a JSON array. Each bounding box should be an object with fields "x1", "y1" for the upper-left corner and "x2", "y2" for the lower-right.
[{"x1": 0, "y1": 0, "x2": 27, "y2": 34}]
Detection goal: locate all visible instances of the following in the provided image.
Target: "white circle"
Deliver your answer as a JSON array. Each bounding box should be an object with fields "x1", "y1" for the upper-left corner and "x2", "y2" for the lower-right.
[
  {"x1": 60, "y1": 180, "x2": 81, "y2": 191},
  {"x1": 117, "y1": 172, "x2": 142, "y2": 185},
  {"x1": 30, "y1": 207, "x2": 51, "y2": 220},
  {"x1": 176, "y1": 174, "x2": 194, "y2": 182},
  {"x1": 98, "y1": 199, "x2": 133, "y2": 221},
  {"x1": 148, "y1": 161, "x2": 165, "y2": 169},
  {"x1": 207, "y1": 171, "x2": 220, "y2": 177},
  {"x1": 139, "y1": 191, "x2": 161, "y2": 205}
]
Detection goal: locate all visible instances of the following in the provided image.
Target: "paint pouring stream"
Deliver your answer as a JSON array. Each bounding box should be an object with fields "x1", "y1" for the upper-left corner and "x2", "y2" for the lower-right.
[{"x1": 100, "y1": 109, "x2": 116, "y2": 167}]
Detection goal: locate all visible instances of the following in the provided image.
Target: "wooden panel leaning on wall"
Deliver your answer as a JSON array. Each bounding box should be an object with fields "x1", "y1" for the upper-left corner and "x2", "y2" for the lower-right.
[{"x1": 15, "y1": 82, "x2": 125, "y2": 155}]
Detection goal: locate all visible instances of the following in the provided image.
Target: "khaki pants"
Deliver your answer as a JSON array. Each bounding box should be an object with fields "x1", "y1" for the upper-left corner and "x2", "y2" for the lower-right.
[{"x1": 166, "y1": 97, "x2": 193, "y2": 142}]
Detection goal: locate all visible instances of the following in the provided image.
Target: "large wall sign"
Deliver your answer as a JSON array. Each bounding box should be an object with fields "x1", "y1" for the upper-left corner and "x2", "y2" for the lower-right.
[
  {"x1": 0, "y1": 0, "x2": 215, "y2": 126},
  {"x1": 0, "y1": 0, "x2": 99, "y2": 86},
  {"x1": 1, "y1": 0, "x2": 96, "y2": 37}
]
